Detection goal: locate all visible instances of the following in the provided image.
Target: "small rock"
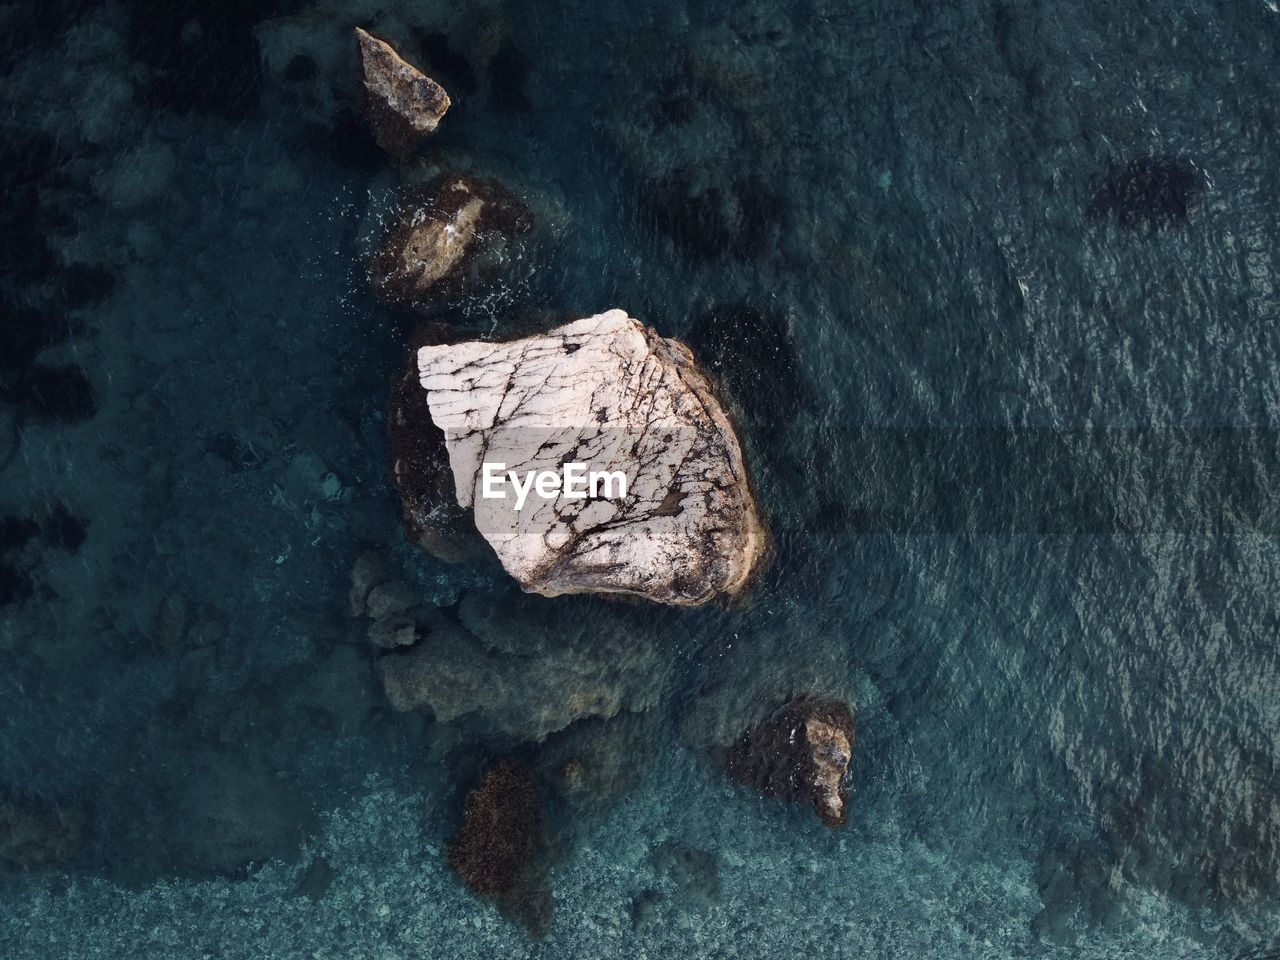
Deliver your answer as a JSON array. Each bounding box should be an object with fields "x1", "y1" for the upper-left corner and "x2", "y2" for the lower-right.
[
  {"x1": 355, "y1": 28, "x2": 450, "y2": 162},
  {"x1": 724, "y1": 698, "x2": 855, "y2": 827},
  {"x1": 369, "y1": 172, "x2": 532, "y2": 310}
]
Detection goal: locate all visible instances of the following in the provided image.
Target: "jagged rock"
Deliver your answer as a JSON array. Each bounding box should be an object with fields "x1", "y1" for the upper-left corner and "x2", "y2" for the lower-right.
[
  {"x1": 388, "y1": 327, "x2": 489, "y2": 562},
  {"x1": 447, "y1": 759, "x2": 552, "y2": 936},
  {"x1": 723, "y1": 698, "x2": 855, "y2": 827},
  {"x1": 370, "y1": 172, "x2": 532, "y2": 310},
  {"x1": 414, "y1": 309, "x2": 768, "y2": 606},
  {"x1": 355, "y1": 28, "x2": 450, "y2": 162},
  {"x1": 374, "y1": 589, "x2": 669, "y2": 741},
  {"x1": 0, "y1": 795, "x2": 86, "y2": 869}
]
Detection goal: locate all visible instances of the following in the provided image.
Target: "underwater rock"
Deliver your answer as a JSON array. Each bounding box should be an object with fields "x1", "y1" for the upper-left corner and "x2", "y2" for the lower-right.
[
  {"x1": 1087, "y1": 156, "x2": 1205, "y2": 230},
  {"x1": 641, "y1": 169, "x2": 784, "y2": 260},
  {"x1": 388, "y1": 327, "x2": 489, "y2": 562},
  {"x1": 161, "y1": 750, "x2": 316, "y2": 876},
  {"x1": 0, "y1": 795, "x2": 86, "y2": 869},
  {"x1": 446, "y1": 759, "x2": 552, "y2": 936},
  {"x1": 0, "y1": 405, "x2": 16, "y2": 470},
  {"x1": 650, "y1": 839, "x2": 720, "y2": 912},
  {"x1": 355, "y1": 28, "x2": 451, "y2": 162},
  {"x1": 488, "y1": 39, "x2": 532, "y2": 114},
  {"x1": 631, "y1": 888, "x2": 663, "y2": 932},
  {"x1": 348, "y1": 548, "x2": 393, "y2": 617},
  {"x1": 724, "y1": 698, "x2": 855, "y2": 827},
  {"x1": 295, "y1": 856, "x2": 335, "y2": 902},
  {"x1": 374, "y1": 589, "x2": 669, "y2": 741},
  {"x1": 415, "y1": 309, "x2": 768, "y2": 606},
  {"x1": 369, "y1": 173, "x2": 532, "y2": 311},
  {"x1": 11, "y1": 364, "x2": 96, "y2": 423},
  {"x1": 538, "y1": 712, "x2": 657, "y2": 821}
]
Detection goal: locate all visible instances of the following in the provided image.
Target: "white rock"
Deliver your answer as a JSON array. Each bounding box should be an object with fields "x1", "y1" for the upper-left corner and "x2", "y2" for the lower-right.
[{"x1": 416, "y1": 310, "x2": 768, "y2": 606}]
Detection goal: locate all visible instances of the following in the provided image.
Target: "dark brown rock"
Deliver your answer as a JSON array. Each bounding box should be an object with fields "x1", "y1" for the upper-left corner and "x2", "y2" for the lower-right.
[
  {"x1": 387, "y1": 325, "x2": 488, "y2": 562},
  {"x1": 355, "y1": 28, "x2": 450, "y2": 162},
  {"x1": 446, "y1": 759, "x2": 552, "y2": 936},
  {"x1": 723, "y1": 698, "x2": 855, "y2": 827},
  {"x1": 369, "y1": 173, "x2": 532, "y2": 311}
]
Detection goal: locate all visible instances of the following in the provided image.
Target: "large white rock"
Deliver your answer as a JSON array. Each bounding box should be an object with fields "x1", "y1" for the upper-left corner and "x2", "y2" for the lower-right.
[{"x1": 416, "y1": 310, "x2": 767, "y2": 606}]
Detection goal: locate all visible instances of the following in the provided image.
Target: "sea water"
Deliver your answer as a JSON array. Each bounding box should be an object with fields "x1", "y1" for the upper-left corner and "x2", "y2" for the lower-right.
[{"x1": 1, "y1": 0, "x2": 1278, "y2": 957}]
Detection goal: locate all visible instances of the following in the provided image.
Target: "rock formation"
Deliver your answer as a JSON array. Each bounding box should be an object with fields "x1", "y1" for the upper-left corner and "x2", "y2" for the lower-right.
[
  {"x1": 371, "y1": 588, "x2": 670, "y2": 741},
  {"x1": 370, "y1": 173, "x2": 532, "y2": 310},
  {"x1": 413, "y1": 309, "x2": 768, "y2": 606},
  {"x1": 723, "y1": 698, "x2": 855, "y2": 827},
  {"x1": 388, "y1": 326, "x2": 489, "y2": 562},
  {"x1": 446, "y1": 759, "x2": 552, "y2": 936},
  {"x1": 355, "y1": 28, "x2": 450, "y2": 161}
]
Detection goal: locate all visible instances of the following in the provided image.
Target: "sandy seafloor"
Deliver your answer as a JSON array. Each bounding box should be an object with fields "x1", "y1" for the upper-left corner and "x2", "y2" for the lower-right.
[{"x1": 1, "y1": 0, "x2": 1278, "y2": 956}]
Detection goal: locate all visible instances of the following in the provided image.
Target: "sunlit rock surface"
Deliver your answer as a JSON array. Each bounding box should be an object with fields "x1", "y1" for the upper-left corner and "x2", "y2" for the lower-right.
[
  {"x1": 415, "y1": 309, "x2": 768, "y2": 606},
  {"x1": 355, "y1": 27, "x2": 450, "y2": 161},
  {"x1": 724, "y1": 698, "x2": 856, "y2": 827},
  {"x1": 369, "y1": 173, "x2": 533, "y2": 310}
]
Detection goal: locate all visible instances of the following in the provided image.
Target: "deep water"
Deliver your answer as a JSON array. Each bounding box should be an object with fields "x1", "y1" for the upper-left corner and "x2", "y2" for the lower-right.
[{"x1": 2, "y1": 0, "x2": 1279, "y2": 957}]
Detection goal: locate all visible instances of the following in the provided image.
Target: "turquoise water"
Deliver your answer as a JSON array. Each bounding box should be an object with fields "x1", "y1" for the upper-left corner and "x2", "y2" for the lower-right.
[{"x1": 2, "y1": 0, "x2": 1278, "y2": 956}]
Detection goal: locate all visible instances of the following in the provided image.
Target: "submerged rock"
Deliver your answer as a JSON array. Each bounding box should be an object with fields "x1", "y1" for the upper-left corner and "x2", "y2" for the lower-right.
[
  {"x1": 414, "y1": 309, "x2": 768, "y2": 606},
  {"x1": 724, "y1": 698, "x2": 855, "y2": 827},
  {"x1": 355, "y1": 28, "x2": 450, "y2": 162},
  {"x1": 0, "y1": 405, "x2": 16, "y2": 470},
  {"x1": 374, "y1": 589, "x2": 669, "y2": 741},
  {"x1": 387, "y1": 326, "x2": 489, "y2": 561},
  {"x1": 446, "y1": 759, "x2": 552, "y2": 936},
  {"x1": 1088, "y1": 156, "x2": 1205, "y2": 230},
  {"x1": 0, "y1": 795, "x2": 86, "y2": 869},
  {"x1": 650, "y1": 839, "x2": 720, "y2": 912},
  {"x1": 370, "y1": 173, "x2": 532, "y2": 310}
]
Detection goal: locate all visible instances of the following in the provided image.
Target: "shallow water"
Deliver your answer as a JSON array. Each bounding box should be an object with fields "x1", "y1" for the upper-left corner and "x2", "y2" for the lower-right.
[{"x1": 2, "y1": 0, "x2": 1278, "y2": 956}]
